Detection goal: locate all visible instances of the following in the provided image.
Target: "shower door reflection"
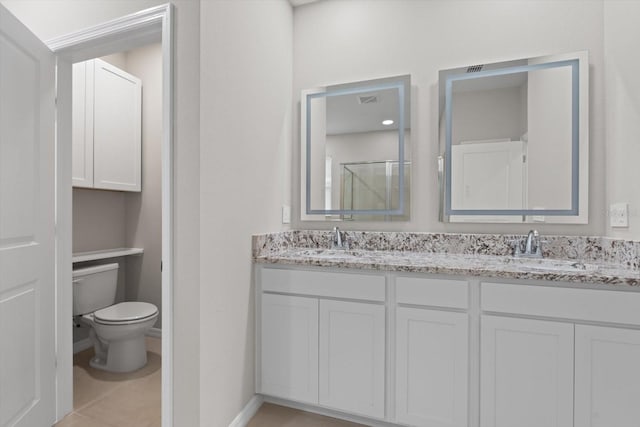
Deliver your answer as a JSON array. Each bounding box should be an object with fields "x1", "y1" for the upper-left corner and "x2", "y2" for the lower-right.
[{"x1": 341, "y1": 161, "x2": 410, "y2": 221}]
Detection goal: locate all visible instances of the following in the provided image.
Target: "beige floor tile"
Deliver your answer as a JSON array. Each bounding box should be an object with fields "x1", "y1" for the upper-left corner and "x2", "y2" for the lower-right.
[
  {"x1": 54, "y1": 412, "x2": 115, "y2": 427},
  {"x1": 247, "y1": 403, "x2": 366, "y2": 427},
  {"x1": 71, "y1": 337, "x2": 161, "y2": 424},
  {"x1": 76, "y1": 371, "x2": 161, "y2": 427},
  {"x1": 145, "y1": 336, "x2": 162, "y2": 355}
]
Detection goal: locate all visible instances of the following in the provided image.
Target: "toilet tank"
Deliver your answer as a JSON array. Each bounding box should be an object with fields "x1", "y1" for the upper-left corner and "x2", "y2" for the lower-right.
[{"x1": 72, "y1": 263, "x2": 119, "y2": 315}]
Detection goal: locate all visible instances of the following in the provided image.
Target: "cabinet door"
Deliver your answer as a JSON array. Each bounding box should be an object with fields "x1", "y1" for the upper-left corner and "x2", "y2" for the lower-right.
[
  {"x1": 575, "y1": 325, "x2": 640, "y2": 427},
  {"x1": 396, "y1": 307, "x2": 469, "y2": 427},
  {"x1": 72, "y1": 61, "x2": 93, "y2": 188},
  {"x1": 319, "y1": 300, "x2": 385, "y2": 419},
  {"x1": 260, "y1": 293, "x2": 318, "y2": 404},
  {"x1": 92, "y1": 58, "x2": 142, "y2": 192},
  {"x1": 480, "y1": 316, "x2": 573, "y2": 427}
]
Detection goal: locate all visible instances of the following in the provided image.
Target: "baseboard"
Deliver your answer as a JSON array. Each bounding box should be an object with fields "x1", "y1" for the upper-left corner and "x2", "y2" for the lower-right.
[
  {"x1": 146, "y1": 327, "x2": 162, "y2": 338},
  {"x1": 73, "y1": 338, "x2": 92, "y2": 354},
  {"x1": 263, "y1": 396, "x2": 398, "y2": 427},
  {"x1": 229, "y1": 395, "x2": 264, "y2": 427}
]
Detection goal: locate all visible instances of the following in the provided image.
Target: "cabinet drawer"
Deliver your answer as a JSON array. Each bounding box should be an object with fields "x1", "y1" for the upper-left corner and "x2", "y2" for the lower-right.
[
  {"x1": 396, "y1": 276, "x2": 468, "y2": 309},
  {"x1": 482, "y1": 282, "x2": 640, "y2": 325},
  {"x1": 261, "y1": 267, "x2": 385, "y2": 302}
]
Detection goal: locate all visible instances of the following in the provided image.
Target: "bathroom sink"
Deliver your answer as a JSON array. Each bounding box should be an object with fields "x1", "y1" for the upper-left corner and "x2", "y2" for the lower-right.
[
  {"x1": 291, "y1": 248, "x2": 366, "y2": 258},
  {"x1": 503, "y1": 257, "x2": 599, "y2": 273}
]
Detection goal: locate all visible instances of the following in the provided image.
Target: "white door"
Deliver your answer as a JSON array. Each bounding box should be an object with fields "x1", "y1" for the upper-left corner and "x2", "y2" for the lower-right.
[
  {"x1": 396, "y1": 307, "x2": 469, "y2": 427},
  {"x1": 480, "y1": 316, "x2": 573, "y2": 427},
  {"x1": 575, "y1": 325, "x2": 640, "y2": 427},
  {"x1": 260, "y1": 293, "x2": 319, "y2": 404},
  {"x1": 0, "y1": 4, "x2": 56, "y2": 427},
  {"x1": 319, "y1": 300, "x2": 385, "y2": 419}
]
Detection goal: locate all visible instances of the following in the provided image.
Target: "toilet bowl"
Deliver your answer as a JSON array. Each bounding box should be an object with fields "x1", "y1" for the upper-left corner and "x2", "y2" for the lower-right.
[{"x1": 73, "y1": 264, "x2": 159, "y2": 373}]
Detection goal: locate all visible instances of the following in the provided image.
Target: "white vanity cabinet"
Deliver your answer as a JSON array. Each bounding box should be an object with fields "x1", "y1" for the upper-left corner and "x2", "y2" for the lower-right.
[
  {"x1": 574, "y1": 325, "x2": 640, "y2": 427},
  {"x1": 260, "y1": 293, "x2": 319, "y2": 404},
  {"x1": 257, "y1": 263, "x2": 640, "y2": 427},
  {"x1": 319, "y1": 299, "x2": 385, "y2": 418},
  {"x1": 72, "y1": 58, "x2": 142, "y2": 191},
  {"x1": 480, "y1": 281, "x2": 640, "y2": 427},
  {"x1": 395, "y1": 277, "x2": 470, "y2": 427},
  {"x1": 480, "y1": 316, "x2": 574, "y2": 427},
  {"x1": 258, "y1": 267, "x2": 386, "y2": 419}
]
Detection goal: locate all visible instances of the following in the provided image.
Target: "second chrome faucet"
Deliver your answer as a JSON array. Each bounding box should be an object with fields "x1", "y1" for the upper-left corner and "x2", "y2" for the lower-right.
[{"x1": 513, "y1": 230, "x2": 542, "y2": 258}]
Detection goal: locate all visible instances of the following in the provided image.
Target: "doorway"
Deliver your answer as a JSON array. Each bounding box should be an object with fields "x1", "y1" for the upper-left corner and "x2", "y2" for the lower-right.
[{"x1": 48, "y1": 5, "x2": 174, "y2": 426}]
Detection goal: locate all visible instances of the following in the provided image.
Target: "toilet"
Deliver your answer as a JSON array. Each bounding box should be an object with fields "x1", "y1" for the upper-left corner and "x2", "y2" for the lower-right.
[{"x1": 73, "y1": 263, "x2": 158, "y2": 373}]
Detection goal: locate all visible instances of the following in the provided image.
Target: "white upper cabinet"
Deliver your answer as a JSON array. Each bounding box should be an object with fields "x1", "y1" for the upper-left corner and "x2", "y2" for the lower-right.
[{"x1": 72, "y1": 58, "x2": 141, "y2": 192}]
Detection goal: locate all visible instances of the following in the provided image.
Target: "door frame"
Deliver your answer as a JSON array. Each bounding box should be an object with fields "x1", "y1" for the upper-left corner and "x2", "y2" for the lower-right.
[{"x1": 46, "y1": 4, "x2": 174, "y2": 425}]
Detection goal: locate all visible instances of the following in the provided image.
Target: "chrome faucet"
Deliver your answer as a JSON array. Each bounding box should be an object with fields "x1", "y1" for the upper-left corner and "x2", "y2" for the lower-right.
[
  {"x1": 331, "y1": 227, "x2": 348, "y2": 250},
  {"x1": 516, "y1": 229, "x2": 542, "y2": 258}
]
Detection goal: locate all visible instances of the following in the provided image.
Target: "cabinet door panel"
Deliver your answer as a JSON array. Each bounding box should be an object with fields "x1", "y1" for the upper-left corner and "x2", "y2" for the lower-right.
[
  {"x1": 72, "y1": 61, "x2": 93, "y2": 188},
  {"x1": 396, "y1": 307, "x2": 468, "y2": 427},
  {"x1": 260, "y1": 293, "x2": 319, "y2": 404},
  {"x1": 575, "y1": 325, "x2": 640, "y2": 427},
  {"x1": 319, "y1": 300, "x2": 385, "y2": 419},
  {"x1": 480, "y1": 316, "x2": 573, "y2": 427},
  {"x1": 92, "y1": 59, "x2": 141, "y2": 191}
]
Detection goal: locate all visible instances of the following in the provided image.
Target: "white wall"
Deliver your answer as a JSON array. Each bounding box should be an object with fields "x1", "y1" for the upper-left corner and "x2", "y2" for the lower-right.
[
  {"x1": 452, "y1": 86, "x2": 526, "y2": 144},
  {"x1": 293, "y1": 0, "x2": 606, "y2": 235},
  {"x1": 527, "y1": 66, "x2": 573, "y2": 210},
  {"x1": 199, "y1": 1, "x2": 292, "y2": 426},
  {"x1": 604, "y1": 1, "x2": 640, "y2": 240},
  {"x1": 0, "y1": 2, "x2": 202, "y2": 426},
  {"x1": 124, "y1": 43, "x2": 163, "y2": 328}
]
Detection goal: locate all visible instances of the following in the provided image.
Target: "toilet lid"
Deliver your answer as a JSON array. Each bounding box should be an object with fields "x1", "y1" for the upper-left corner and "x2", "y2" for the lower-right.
[{"x1": 94, "y1": 302, "x2": 158, "y2": 323}]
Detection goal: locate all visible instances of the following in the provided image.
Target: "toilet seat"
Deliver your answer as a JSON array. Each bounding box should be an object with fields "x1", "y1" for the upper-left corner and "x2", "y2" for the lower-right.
[{"x1": 94, "y1": 301, "x2": 158, "y2": 325}]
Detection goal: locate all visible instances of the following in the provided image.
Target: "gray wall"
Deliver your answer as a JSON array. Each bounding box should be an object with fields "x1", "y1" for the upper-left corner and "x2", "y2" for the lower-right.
[
  {"x1": 604, "y1": 0, "x2": 640, "y2": 239},
  {"x1": 124, "y1": 43, "x2": 163, "y2": 328},
  {"x1": 199, "y1": 1, "x2": 292, "y2": 425}
]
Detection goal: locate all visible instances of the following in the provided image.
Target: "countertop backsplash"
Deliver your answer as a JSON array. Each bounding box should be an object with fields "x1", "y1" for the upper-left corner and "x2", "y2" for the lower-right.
[{"x1": 253, "y1": 230, "x2": 640, "y2": 271}]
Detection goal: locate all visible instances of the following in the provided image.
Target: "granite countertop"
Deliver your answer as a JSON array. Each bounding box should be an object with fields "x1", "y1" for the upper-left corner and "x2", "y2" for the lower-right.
[
  {"x1": 254, "y1": 248, "x2": 640, "y2": 287},
  {"x1": 252, "y1": 231, "x2": 640, "y2": 287}
]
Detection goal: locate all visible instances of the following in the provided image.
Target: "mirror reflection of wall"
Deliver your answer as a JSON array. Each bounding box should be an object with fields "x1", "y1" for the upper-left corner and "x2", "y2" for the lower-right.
[{"x1": 302, "y1": 75, "x2": 411, "y2": 222}]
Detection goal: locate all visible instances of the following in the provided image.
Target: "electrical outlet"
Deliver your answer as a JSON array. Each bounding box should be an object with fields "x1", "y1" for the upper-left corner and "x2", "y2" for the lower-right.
[
  {"x1": 609, "y1": 202, "x2": 629, "y2": 228},
  {"x1": 282, "y1": 205, "x2": 291, "y2": 224}
]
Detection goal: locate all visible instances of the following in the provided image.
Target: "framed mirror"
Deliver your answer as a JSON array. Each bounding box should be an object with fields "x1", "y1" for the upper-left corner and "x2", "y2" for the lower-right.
[
  {"x1": 301, "y1": 75, "x2": 411, "y2": 221},
  {"x1": 439, "y1": 51, "x2": 588, "y2": 223}
]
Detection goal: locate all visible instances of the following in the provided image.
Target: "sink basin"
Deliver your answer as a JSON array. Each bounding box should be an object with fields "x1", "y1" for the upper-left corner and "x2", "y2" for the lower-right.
[
  {"x1": 503, "y1": 257, "x2": 599, "y2": 273},
  {"x1": 290, "y1": 248, "x2": 365, "y2": 258}
]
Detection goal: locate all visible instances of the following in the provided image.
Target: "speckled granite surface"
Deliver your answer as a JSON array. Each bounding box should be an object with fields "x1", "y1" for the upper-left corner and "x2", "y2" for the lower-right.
[{"x1": 252, "y1": 231, "x2": 640, "y2": 286}]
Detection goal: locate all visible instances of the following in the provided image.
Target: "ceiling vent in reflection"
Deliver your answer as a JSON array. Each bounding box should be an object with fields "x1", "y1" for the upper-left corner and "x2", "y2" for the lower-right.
[
  {"x1": 466, "y1": 65, "x2": 484, "y2": 73},
  {"x1": 358, "y1": 95, "x2": 378, "y2": 104}
]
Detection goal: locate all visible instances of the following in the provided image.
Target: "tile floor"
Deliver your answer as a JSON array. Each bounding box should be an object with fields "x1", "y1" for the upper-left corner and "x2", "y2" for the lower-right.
[
  {"x1": 247, "y1": 403, "x2": 366, "y2": 427},
  {"x1": 55, "y1": 337, "x2": 161, "y2": 427},
  {"x1": 55, "y1": 340, "x2": 360, "y2": 427}
]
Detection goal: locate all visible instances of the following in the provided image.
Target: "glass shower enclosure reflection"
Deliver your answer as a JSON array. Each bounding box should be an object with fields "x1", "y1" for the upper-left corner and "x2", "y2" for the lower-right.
[{"x1": 341, "y1": 160, "x2": 410, "y2": 221}]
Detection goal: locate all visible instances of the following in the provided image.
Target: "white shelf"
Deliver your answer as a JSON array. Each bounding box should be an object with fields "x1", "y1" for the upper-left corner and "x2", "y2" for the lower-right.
[{"x1": 72, "y1": 248, "x2": 144, "y2": 263}]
